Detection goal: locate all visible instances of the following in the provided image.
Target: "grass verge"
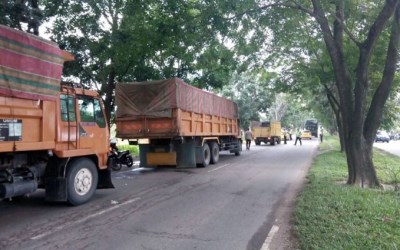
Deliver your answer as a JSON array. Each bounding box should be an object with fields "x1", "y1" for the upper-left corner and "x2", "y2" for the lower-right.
[
  {"x1": 294, "y1": 135, "x2": 400, "y2": 249},
  {"x1": 117, "y1": 145, "x2": 139, "y2": 156}
]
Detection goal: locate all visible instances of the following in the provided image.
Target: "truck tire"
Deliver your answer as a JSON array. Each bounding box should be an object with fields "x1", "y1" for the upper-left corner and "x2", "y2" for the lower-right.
[
  {"x1": 255, "y1": 140, "x2": 261, "y2": 146},
  {"x1": 270, "y1": 138, "x2": 275, "y2": 146},
  {"x1": 198, "y1": 143, "x2": 211, "y2": 167},
  {"x1": 66, "y1": 158, "x2": 98, "y2": 206},
  {"x1": 234, "y1": 141, "x2": 242, "y2": 156},
  {"x1": 209, "y1": 141, "x2": 219, "y2": 164}
]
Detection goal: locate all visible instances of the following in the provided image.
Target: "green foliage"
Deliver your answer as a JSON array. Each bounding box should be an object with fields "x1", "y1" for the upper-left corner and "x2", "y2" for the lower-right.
[
  {"x1": 0, "y1": 1, "x2": 43, "y2": 34},
  {"x1": 249, "y1": 0, "x2": 400, "y2": 133},
  {"x1": 117, "y1": 144, "x2": 139, "y2": 156},
  {"x1": 42, "y1": 0, "x2": 248, "y2": 86},
  {"x1": 37, "y1": 0, "x2": 257, "y2": 126},
  {"x1": 294, "y1": 135, "x2": 400, "y2": 249},
  {"x1": 220, "y1": 71, "x2": 276, "y2": 129}
]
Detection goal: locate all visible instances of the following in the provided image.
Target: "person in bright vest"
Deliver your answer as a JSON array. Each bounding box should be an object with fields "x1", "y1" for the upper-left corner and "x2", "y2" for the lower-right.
[
  {"x1": 283, "y1": 129, "x2": 287, "y2": 144},
  {"x1": 294, "y1": 129, "x2": 302, "y2": 146}
]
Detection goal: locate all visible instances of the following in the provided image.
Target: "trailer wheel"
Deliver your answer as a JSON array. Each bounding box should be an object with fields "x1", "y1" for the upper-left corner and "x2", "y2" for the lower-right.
[
  {"x1": 199, "y1": 143, "x2": 211, "y2": 168},
  {"x1": 66, "y1": 158, "x2": 98, "y2": 206},
  {"x1": 209, "y1": 142, "x2": 219, "y2": 164},
  {"x1": 270, "y1": 138, "x2": 275, "y2": 146},
  {"x1": 234, "y1": 141, "x2": 242, "y2": 156}
]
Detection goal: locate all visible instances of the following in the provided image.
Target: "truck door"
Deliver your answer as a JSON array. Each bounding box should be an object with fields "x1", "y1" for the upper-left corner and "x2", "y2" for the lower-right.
[
  {"x1": 77, "y1": 95, "x2": 108, "y2": 152},
  {"x1": 60, "y1": 94, "x2": 78, "y2": 146}
]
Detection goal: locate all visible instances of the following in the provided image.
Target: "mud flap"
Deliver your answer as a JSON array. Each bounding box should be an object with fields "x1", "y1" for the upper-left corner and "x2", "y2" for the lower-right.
[
  {"x1": 195, "y1": 146, "x2": 203, "y2": 164},
  {"x1": 45, "y1": 177, "x2": 67, "y2": 202},
  {"x1": 97, "y1": 168, "x2": 115, "y2": 189},
  {"x1": 176, "y1": 140, "x2": 196, "y2": 168},
  {"x1": 139, "y1": 144, "x2": 151, "y2": 167}
]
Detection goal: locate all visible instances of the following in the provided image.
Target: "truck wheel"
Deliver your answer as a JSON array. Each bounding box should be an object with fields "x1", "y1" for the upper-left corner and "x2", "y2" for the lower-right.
[
  {"x1": 199, "y1": 143, "x2": 211, "y2": 168},
  {"x1": 209, "y1": 142, "x2": 219, "y2": 164},
  {"x1": 255, "y1": 140, "x2": 261, "y2": 146},
  {"x1": 66, "y1": 158, "x2": 98, "y2": 206},
  {"x1": 234, "y1": 141, "x2": 242, "y2": 156},
  {"x1": 270, "y1": 139, "x2": 275, "y2": 146},
  {"x1": 277, "y1": 138, "x2": 281, "y2": 144}
]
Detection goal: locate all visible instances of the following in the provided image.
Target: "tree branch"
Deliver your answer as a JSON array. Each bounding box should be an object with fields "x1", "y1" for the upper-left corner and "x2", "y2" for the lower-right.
[
  {"x1": 333, "y1": 15, "x2": 362, "y2": 47},
  {"x1": 361, "y1": 0, "x2": 399, "y2": 58},
  {"x1": 364, "y1": 2, "x2": 400, "y2": 141},
  {"x1": 323, "y1": 83, "x2": 341, "y2": 111},
  {"x1": 353, "y1": 0, "x2": 400, "y2": 137},
  {"x1": 333, "y1": 1, "x2": 343, "y2": 49},
  {"x1": 332, "y1": 1, "x2": 362, "y2": 48}
]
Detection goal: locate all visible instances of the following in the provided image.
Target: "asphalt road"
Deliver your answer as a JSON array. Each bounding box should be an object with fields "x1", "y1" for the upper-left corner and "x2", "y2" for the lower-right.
[
  {"x1": 0, "y1": 139, "x2": 319, "y2": 250},
  {"x1": 373, "y1": 140, "x2": 400, "y2": 156}
]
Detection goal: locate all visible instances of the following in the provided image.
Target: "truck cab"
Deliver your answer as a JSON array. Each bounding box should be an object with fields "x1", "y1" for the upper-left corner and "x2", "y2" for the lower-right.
[
  {"x1": 0, "y1": 84, "x2": 114, "y2": 205},
  {"x1": 0, "y1": 24, "x2": 113, "y2": 205}
]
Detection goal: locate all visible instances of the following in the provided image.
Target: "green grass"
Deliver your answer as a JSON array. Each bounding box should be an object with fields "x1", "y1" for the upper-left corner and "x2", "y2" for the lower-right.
[
  {"x1": 117, "y1": 144, "x2": 139, "y2": 156},
  {"x1": 294, "y1": 135, "x2": 400, "y2": 249}
]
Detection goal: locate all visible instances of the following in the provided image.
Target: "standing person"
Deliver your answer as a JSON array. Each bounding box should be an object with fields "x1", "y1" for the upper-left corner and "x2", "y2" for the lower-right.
[
  {"x1": 320, "y1": 127, "x2": 324, "y2": 142},
  {"x1": 245, "y1": 129, "x2": 253, "y2": 150},
  {"x1": 294, "y1": 129, "x2": 302, "y2": 146},
  {"x1": 283, "y1": 129, "x2": 287, "y2": 144}
]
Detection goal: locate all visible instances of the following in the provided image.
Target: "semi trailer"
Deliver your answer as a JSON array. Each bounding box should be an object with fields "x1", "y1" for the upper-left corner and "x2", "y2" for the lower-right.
[{"x1": 115, "y1": 78, "x2": 242, "y2": 168}]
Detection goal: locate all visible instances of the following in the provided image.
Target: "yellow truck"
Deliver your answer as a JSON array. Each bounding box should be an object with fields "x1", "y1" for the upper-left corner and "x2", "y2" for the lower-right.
[{"x1": 251, "y1": 121, "x2": 282, "y2": 146}]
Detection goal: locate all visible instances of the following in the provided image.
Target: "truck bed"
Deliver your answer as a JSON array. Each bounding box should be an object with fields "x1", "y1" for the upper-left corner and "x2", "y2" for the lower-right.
[
  {"x1": 116, "y1": 78, "x2": 239, "y2": 139},
  {"x1": 116, "y1": 108, "x2": 239, "y2": 139}
]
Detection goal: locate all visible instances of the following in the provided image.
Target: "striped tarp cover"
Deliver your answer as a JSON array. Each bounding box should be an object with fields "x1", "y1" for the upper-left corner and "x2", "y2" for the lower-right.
[{"x1": 0, "y1": 25, "x2": 65, "y2": 101}]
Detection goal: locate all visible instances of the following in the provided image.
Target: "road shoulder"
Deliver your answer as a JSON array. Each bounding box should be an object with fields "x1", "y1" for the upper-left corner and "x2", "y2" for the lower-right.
[{"x1": 266, "y1": 145, "x2": 318, "y2": 250}]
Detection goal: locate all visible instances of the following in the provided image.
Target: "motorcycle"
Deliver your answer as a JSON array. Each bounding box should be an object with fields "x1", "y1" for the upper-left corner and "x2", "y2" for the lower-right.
[{"x1": 108, "y1": 143, "x2": 134, "y2": 171}]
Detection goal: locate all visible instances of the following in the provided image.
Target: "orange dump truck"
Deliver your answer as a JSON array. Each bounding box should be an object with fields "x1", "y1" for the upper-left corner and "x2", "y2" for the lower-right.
[
  {"x1": 115, "y1": 78, "x2": 242, "y2": 168},
  {"x1": 0, "y1": 25, "x2": 113, "y2": 205}
]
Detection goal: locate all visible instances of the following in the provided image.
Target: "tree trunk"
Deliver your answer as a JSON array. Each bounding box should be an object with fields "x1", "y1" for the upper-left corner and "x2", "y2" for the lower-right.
[
  {"x1": 336, "y1": 115, "x2": 345, "y2": 153},
  {"x1": 325, "y1": 89, "x2": 345, "y2": 152},
  {"x1": 345, "y1": 136, "x2": 379, "y2": 187},
  {"x1": 101, "y1": 70, "x2": 116, "y2": 129}
]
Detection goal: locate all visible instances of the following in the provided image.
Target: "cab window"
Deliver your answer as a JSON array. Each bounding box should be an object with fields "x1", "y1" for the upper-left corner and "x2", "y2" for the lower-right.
[
  {"x1": 94, "y1": 99, "x2": 106, "y2": 128},
  {"x1": 60, "y1": 94, "x2": 76, "y2": 122},
  {"x1": 77, "y1": 95, "x2": 106, "y2": 128}
]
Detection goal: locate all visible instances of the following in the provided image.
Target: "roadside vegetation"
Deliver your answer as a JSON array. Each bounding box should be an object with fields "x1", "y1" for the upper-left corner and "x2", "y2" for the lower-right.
[
  {"x1": 294, "y1": 135, "x2": 400, "y2": 249},
  {"x1": 118, "y1": 145, "x2": 139, "y2": 157}
]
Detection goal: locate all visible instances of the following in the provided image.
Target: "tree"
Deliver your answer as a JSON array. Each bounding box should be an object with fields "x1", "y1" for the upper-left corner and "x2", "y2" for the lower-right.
[
  {"x1": 0, "y1": 0, "x2": 42, "y2": 35},
  {"x1": 41, "y1": 0, "x2": 245, "y2": 126},
  {"x1": 220, "y1": 71, "x2": 276, "y2": 129},
  {"x1": 267, "y1": 93, "x2": 288, "y2": 121},
  {"x1": 253, "y1": 0, "x2": 400, "y2": 187}
]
